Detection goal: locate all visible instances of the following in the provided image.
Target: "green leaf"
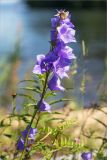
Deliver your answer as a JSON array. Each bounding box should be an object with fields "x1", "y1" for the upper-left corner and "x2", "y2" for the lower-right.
[
  {"x1": 22, "y1": 116, "x2": 31, "y2": 123},
  {"x1": 19, "y1": 87, "x2": 41, "y2": 94},
  {"x1": 58, "y1": 120, "x2": 75, "y2": 131},
  {"x1": 3, "y1": 134, "x2": 12, "y2": 138},
  {"x1": 0, "y1": 119, "x2": 11, "y2": 128},
  {"x1": 26, "y1": 103, "x2": 36, "y2": 107},
  {"x1": 19, "y1": 79, "x2": 38, "y2": 84},
  {"x1": 17, "y1": 93, "x2": 36, "y2": 102},
  {"x1": 49, "y1": 98, "x2": 72, "y2": 105},
  {"x1": 65, "y1": 87, "x2": 74, "y2": 90},
  {"x1": 46, "y1": 118, "x2": 64, "y2": 122},
  {"x1": 44, "y1": 91, "x2": 56, "y2": 98},
  {"x1": 52, "y1": 111, "x2": 61, "y2": 115}
]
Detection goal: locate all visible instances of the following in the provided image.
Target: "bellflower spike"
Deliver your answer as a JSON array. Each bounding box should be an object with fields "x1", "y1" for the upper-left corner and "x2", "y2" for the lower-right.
[
  {"x1": 38, "y1": 100, "x2": 51, "y2": 112},
  {"x1": 57, "y1": 23, "x2": 76, "y2": 44},
  {"x1": 48, "y1": 74, "x2": 65, "y2": 91},
  {"x1": 81, "y1": 152, "x2": 92, "y2": 160}
]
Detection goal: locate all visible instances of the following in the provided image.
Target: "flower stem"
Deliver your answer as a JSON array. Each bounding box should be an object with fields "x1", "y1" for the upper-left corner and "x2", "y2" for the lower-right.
[{"x1": 19, "y1": 72, "x2": 49, "y2": 160}]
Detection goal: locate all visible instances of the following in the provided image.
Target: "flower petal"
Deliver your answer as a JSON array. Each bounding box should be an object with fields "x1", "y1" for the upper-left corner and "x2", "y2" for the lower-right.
[
  {"x1": 38, "y1": 100, "x2": 51, "y2": 112},
  {"x1": 48, "y1": 75, "x2": 65, "y2": 91}
]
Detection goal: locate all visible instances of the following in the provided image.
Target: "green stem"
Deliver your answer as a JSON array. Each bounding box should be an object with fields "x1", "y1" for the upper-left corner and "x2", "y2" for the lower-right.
[
  {"x1": 19, "y1": 109, "x2": 38, "y2": 160},
  {"x1": 12, "y1": 95, "x2": 16, "y2": 114},
  {"x1": 35, "y1": 111, "x2": 41, "y2": 128},
  {"x1": 19, "y1": 72, "x2": 49, "y2": 160},
  {"x1": 50, "y1": 132, "x2": 59, "y2": 159}
]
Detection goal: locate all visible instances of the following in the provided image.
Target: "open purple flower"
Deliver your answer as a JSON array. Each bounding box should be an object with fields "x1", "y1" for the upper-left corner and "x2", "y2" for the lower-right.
[
  {"x1": 33, "y1": 52, "x2": 58, "y2": 75},
  {"x1": 57, "y1": 23, "x2": 76, "y2": 44},
  {"x1": 33, "y1": 54, "x2": 46, "y2": 74},
  {"x1": 53, "y1": 57, "x2": 70, "y2": 79},
  {"x1": 48, "y1": 74, "x2": 65, "y2": 91},
  {"x1": 38, "y1": 100, "x2": 51, "y2": 112},
  {"x1": 81, "y1": 152, "x2": 92, "y2": 160},
  {"x1": 58, "y1": 46, "x2": 76, "y2": 60}
]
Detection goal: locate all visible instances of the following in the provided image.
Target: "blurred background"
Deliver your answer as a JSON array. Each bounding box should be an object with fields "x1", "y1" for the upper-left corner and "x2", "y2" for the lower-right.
[{"x1": 0, "y1": 0, "x2": 106, "y2": 109}]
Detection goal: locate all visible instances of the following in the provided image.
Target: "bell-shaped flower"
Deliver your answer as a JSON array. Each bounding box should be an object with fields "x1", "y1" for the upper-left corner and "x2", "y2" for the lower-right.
[
  {"x1": 57, "y1": 23, "x2": 76, "y2": 44},
  {"x1": 38, "y1": 100, "x2": 51, "y2": 112},
  {"x1": 17, "y1": 138, "x2": 24, "y2": 151},
  {"x1": 33, "y1": 54, "x2": 46, "y2": 74},
  {"x1": 33, "y1": 53, "x2": 57, "y2": 75},
  {"x1": 58, "y1": 46, "x2": 76, "y2": 60},
  {"x1": 81, "y1": 152, "x2": 92, "y2": 160},
  {"x1": 48, "y1": 74, "x2": 65, "y2": 91},
  {"x1": 53, "y1": 57, "x2": 70, "y2": 79}
]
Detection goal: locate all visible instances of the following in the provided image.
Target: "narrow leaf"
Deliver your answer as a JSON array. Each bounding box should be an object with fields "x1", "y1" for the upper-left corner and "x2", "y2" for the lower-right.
[
  {"x1": 4, "y1": 134, "x2": 12, "y2": 138},
  {"x1": 17, "y1": 93, "x2": 36, "y2": 102},
  {"x1": 19, "y1": 87, "x2": 41, "y2": 94},
  {"x1": 50, "y1": 99, "x2": 72, "y2": 105},
  {"x1": 19, "y1": 79, "x2": 38, "y2": 84}
]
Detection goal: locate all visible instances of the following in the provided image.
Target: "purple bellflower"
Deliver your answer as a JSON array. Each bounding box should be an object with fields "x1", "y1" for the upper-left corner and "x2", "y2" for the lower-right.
[
  {"x1": 48, "y1": 74, "x2": 65, "y2": 91},
  {"x1": 38, "y1": 100, "x2": 51, "y2": 112},
  {"x1": 57, "y1": 23, "x2": 76, "y2": 44},
  {"x1": 17, "y1": 126, "x2": 37, "y2": 151},
  {"x1": 53, "y1": 58, "x2": 70, "y2": 79},
  {"x1": 81, "y1": 152, "x2": 92, "y2": 160},
  {"x1": 58, "y1": 46, "x2": 76, "y2": 60},
  {"x1": 33, "y1": 54, "x2": 46, "y2": 74},
  {"x1": 17, "y1": 138, "x2": 24, "y2": 151},
  {"x1": 33, "y1": 52, "x2": 58, "y2": 75}
]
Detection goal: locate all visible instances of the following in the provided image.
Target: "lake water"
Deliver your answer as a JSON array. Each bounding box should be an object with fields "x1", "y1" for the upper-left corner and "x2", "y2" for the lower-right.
[{"x1": 0, "y1": 0, "x2": 106, "y2": 107}]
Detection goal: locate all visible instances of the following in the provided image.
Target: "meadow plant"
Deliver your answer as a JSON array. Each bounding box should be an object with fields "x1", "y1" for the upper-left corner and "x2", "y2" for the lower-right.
[
  {"x1": 0, "y1": 10, "x2": 96, "y2": 160},
  {"x1": 16, "y1": 9, "x2": 80, "y2": 160}
]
